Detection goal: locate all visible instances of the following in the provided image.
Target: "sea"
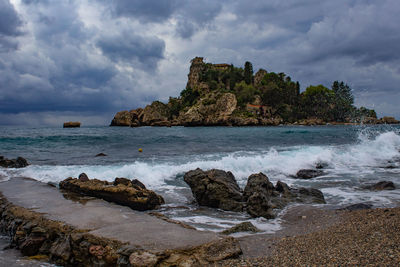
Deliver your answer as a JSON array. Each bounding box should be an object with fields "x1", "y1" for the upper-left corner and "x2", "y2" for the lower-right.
[{"x1": 1, "y1": 125, "x2": 400, "y2": 234}]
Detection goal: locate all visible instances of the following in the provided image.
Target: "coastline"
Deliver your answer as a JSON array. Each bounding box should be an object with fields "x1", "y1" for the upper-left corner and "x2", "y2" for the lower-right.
[{"x1": 1, "y1": 180, "x2": 399, "y2": 266}]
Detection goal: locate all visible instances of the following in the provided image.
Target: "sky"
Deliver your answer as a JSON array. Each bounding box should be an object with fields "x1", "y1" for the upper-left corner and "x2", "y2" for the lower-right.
[{"x1": 0, "y1": 0, "x2": 399, "y2": 126}]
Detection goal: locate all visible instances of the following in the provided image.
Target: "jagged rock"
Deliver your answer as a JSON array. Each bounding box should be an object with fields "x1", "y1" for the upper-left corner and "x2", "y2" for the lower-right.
[
  {"x1": 183, "y1": 168, "x2": 244, "y2": 211},
  {"x1": 187, "y1": 57, "x2": 206, "y2": 90},
  {"x1": 295, "y1": 169, "x2": 324, "y2": 179},
  {"x1": 380, "y1": 116, "x2": 399, "y2": 124},
  {"x1": 78, "y1": 173, "x2": 89, "y2": 182},
  {"x1": 243, "y1": 173, "x2": 325, "y2": 219},
  {"x1": 141, "y1": 101, "x2": 170, "y2": 126},
  {"x1": 363, "y1": 117, "x2": 379, "y2": 124},
  {"x1": 222, "y1": 222, "x2": 261, "y2": 235},
  {"x1": 110, "y1": 110, "x2": 133, "y2": 126},
  {"x1": 298, "y1": 118, "x2": 326, "y2": 125},
  {"x1": 0, "y1": 156, "x2": 29, "y2": 168},
  {"x1": 63, "y1": 121, "x2": 80, "y2": 128},
  {"x1": 230, "y1": 116, "x2": 259, "y2": 126},
  {"x1": 243, "y1": 173, "x2": 283, "y2": 219},
  {"x1": 59, "y1": 177, "x2": 164, "y2": 211},
  {"x1": 363, "y1": 181, "x2": 396, "y2": 191}
]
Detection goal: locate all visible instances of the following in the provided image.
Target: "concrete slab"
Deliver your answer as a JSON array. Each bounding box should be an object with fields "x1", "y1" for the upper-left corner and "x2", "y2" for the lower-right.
[{"x1": 0, "y1": 177, "x2": 222, "y2": 252}]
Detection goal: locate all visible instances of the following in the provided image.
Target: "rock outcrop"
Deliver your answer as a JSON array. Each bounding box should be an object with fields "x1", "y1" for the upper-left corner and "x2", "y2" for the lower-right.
[
  {"x1": 183, "y1": 168, "x2": 244, "y2": 211},
  {"x1": 363, "y1": 181, "x2": 396, "y2": 191},
  {"x1": 295, "y1": 169, "x2": 324, "y2": 179},
  {"x1": 59, "y1": 176, "x2": 164, "y2": 211},
  {"x1": 184, "y1": 169, "x2": 325, "y2": 219},
  {"x1": 0, "y1": 156, "x2": 29, "y2": 168},
  {"x1": 140, "y1": 101, "x2": 170, "y2": 126},
  {"x1": 63, "y1": 121, "x2": 80, "y2": 128}
]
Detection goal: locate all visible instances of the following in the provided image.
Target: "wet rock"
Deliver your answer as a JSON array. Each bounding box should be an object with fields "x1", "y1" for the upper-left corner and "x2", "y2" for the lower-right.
[
  {"x1": 49, "y1": 237, "x2": 71, "y2": 262},
  {"x1": 244, "y1": 173, "x2": 279, "y2": 219},
  {"x1": 222, "y1": 222, "x2": 261, "y2": 235},
  {"x1": 95, "y1": 153, "x2": 107, "y2": 157},
  {"x1": 316, "y1": 162, "x2": 329, "y2": 169},
  {"x1": 295, "y1": 169, "x2": 324, "y2": 179},
  {"x1": 129, "y1": 251, "x2": 159, "y2": 267},
  {"x1": 59, "y1": 177, "x2": 164, "y2": 211},
  {"x1": 20, "y1": 236, "x2": 46, "y2": 256},
  {"x1": 342, "y1": 203, "x2": 373, "y2": 211},
  {"x1": 243, "y1": 174, "x2": 325, "y2": 219},
  {"x1": 63, "y1": 121, "x2": 80, "y2": 128},
  {"x1": 0, "y1": 156, "x2": 29, "y2": 168},
  {"x1": 78, "y1": 173, "x2": 89, "y2": 182},
  {"x1": 363, "y1": 181, "x2": 396, "y2": 191},
  {"x1": 131, "y1": 179, "x2": 146, "y2": 189},
  {"x1": 183, "y1": 168, "x2": 244, "y2": 211}
]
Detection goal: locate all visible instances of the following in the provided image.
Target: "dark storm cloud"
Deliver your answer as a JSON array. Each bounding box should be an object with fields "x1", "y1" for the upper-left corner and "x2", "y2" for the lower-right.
[
  {"x1": 0, "y1": 0, "x2": 23, "y2": 51},
  {"x1": 0, "y1": 0, "x2": 399, "y2": 125},
  {"x1": 108, "y1": 0, "x2": 180, "y2": 23},
  {"x1": 97, "y1": 33, "x2": 165, "y2": 71},
  {"x1": 0, "y1": 0, "x2": 22, "y2": 36},
  {"x1": 103, "y1": 0, "x2": 222, "y2": 38}
]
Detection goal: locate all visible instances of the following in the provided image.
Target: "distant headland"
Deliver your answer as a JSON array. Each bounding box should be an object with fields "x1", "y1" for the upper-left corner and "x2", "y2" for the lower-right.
[{"x1": 111, "y1": 57, "x2": 399, "y2": 127}]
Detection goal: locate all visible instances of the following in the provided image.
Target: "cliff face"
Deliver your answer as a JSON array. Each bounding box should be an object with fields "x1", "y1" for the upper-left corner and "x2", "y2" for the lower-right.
[{"x1": 110, "y1": 57, "x2": 398, "y2": 127}]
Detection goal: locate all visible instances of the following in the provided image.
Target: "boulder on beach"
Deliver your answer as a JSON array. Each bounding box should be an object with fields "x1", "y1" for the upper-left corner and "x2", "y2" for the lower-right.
[
  {"x1": 63, "y1": 121, "x2": 80, "y2": 128},
  {"x1": 295, "y1": 169, "x2": 324, "y2": 179},
  {"x1": 183, "y1": 168, "x2": 326, "y2": 219},
  {"x1": 243, "y1": 173, "x2": 325, "y2": 219},
  {"x1": 363, "y1": 181, "x2": 396, "y2": 191},
  {"x1": 183, "y1": 168, "x2": 244, "y2": 212},
  {"x1": 59, "y1": 176, "x2": 164, "y2": 211},
  {"x1": 0, "y1": 156, "x2": 29, "y2": 168}
]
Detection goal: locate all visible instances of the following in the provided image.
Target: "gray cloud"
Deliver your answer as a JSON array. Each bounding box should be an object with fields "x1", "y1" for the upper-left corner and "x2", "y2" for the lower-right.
[
  {"x1": 0, "y1": 0, "x2": 23, "y2": 51},
  {"x1": 97, "y1": 32, "x2": 165, "y2": 71},
  {"x1": 0, "y1": 0, "x2": 399, "y2": 125}
]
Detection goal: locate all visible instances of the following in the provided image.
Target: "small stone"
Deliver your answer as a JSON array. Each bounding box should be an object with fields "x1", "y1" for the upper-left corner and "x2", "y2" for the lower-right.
[
  {"x1": 222, "y1": 222, "x2": 261, "y2": 235},
  {"x1": 78, "y1": 173, "x2": 89, "y2": 182}
]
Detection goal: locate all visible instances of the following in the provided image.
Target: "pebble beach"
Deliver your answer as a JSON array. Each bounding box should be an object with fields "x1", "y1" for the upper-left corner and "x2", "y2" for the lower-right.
[{"x1": 222, "y1": 206, "x2": 400, "y2": 266}]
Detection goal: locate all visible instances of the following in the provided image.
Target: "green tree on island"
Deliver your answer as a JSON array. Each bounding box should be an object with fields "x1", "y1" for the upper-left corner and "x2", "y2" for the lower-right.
[
  {"x1": 244, "y1": 61, "x2": 253, "y2": 85},
  {"x1": 331, "y1": 81, "x2": 354, "y2": 122}
]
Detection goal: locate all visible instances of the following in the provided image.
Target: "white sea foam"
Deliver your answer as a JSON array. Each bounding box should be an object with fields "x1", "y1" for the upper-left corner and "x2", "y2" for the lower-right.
[{"x1": 5, "y1": 130, "x2": 400, "y2": 203}]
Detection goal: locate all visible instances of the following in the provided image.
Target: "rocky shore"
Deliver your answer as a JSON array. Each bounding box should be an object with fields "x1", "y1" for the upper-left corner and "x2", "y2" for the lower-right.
[{"x1": 0, "y1": 178, "x2": 241, "y2": 266}]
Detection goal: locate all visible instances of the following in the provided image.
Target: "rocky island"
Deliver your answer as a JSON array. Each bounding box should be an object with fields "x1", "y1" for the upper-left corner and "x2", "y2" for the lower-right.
[{"x1": 111, "y1": 57, "x2": 398, "y2": 127}]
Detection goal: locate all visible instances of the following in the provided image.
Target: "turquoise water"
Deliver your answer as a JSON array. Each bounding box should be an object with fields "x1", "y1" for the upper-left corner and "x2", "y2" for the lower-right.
[{"x1": 1, "y1": 125, "x2": 400, "y2": 231}]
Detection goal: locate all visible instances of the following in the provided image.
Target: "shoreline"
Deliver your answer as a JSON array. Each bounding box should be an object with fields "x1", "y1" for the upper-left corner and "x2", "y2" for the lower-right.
[{"x1": 1, "y1": 178, "x2": 399, "y2": 266}]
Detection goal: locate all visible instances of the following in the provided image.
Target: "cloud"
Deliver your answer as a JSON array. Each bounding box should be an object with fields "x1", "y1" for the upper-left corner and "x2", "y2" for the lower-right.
[
  {"x1": 0, "y1": 0, "x2": 23, "y2": 51},
  {"x1": 0, "y1": 0, "x2": 399, "y2": 125},
  {"x1": 97, "y1": 32, "x2": 165, "y2": 71}
]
